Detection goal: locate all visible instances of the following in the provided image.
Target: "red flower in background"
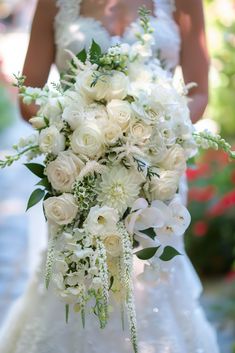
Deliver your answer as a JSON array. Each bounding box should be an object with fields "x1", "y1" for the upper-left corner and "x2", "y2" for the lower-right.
[
  {"x1": 208, "y1": 190, "x2": 235, "y2": 217},
  {"x1": 187, "y1": 164, "x2": 210, "y2": 181},
  {"x1": 193, "y1": 221, "x2": 208, "y2": 237},
  {"x1": 189, "y1": 185, "x2": 216, "y2": 202},
  {"x1": 225, "y1": 270, "x2": 235, "y2": 283}
]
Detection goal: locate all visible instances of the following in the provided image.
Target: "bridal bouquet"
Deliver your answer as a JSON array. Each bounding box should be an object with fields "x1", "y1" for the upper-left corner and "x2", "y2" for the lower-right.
[{"x1": 1, "y1": 8, "x2": 234, "y2": 353}]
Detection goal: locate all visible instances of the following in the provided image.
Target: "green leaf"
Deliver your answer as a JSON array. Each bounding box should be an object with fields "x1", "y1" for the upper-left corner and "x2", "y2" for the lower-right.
[
  {"x1": 26, "y1": 188, "x2": 45, "y2": 211},
  {"x1": 89, "y1": 40, "x2": 102, "y2": 63},
  {"x1": 135, "y1": 246, "x2": 160, "y2": 260},
  {"x1": 141, "y1": 228, "x2": 156, "y2": 240},
  {"x1": 36, "y1": 177, "x2": 51, "y2": 191},
  {"x1": 25, "y1": 163, "x2": 45, "y2": 178},
  {"x1": 76, "y1": 48, "x2": 87, "y2": 63},
  {"x1": 159, "y1": 246, "x2": 181, "y2": 262}
]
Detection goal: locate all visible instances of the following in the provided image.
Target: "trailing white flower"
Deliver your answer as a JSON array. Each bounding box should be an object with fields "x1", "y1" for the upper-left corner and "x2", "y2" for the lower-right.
[
  {"x1": 96, "y1": 237, "x2": 110, "y2": 328},
  {"x1": 118, "y1": 222, "x2": 138, "y2": 353}
]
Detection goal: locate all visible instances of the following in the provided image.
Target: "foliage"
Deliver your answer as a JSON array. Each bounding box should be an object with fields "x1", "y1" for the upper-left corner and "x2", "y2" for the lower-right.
[{"x1": 185, "y1": 149, "x2": 235, "y2": 275}]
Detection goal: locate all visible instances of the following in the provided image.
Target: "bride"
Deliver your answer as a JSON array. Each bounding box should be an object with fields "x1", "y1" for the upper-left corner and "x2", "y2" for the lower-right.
[{"x1": 0, "y1": 1, "x2": 219, "y2": 352}]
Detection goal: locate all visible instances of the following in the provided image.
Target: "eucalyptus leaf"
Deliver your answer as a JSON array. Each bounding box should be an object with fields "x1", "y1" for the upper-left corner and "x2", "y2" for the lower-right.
[
  {"x1": 159, "y1": 246, "x2": 181, "y2": 262},
  {"x1": 26, "y1": 188, "x2": 45, "y2": 211},
  {"x1": 135, "y1": 246, "x2": 160, "y2": 260},
  {"x1": 25, "y1": 163, "x2": 45, "y2": 178},
  {"x1": 141, "y1": 228, "x2": 156, "y2": 240}
]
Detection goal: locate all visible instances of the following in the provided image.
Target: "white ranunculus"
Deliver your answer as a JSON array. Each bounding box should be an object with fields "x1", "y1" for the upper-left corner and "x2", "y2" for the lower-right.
[
  {"x1": 46, "y1": 150, "x2": 84, "y2": 192},
  {"x1": 147, "y1": 170, "x2": 180, "y2": 201},
  {"x1": 29, "y1": 116, "x2": 47, "y2": 129},
  {"x1": 159, "y1": 144, "x2": 187, "y2": 175},
  {"x1": 71, "y1": 122, "x2": 104, "y2": 159},
  {"x1": 128, "y1": 120, "x2": 152, "y2": 144},
  {"x1": 85, "y1": 205, "x2": 119, "y2": 236},
  {"x1": 103, "y1": 121, "x2": 123, "y2": 145},
  {"x1": 44, "y1": 193, "x2": 78, "y2": 225},
  {"x1": 107, "y1": 99, "x2": 133, "y2": 132},
  {"x1": 103, "y1": 233, "x2": 122, "y2": 257},
  {"x1": 105, "y1": 71, "x2": 129, "y2": 101},
  {"x1": 39, "y1": 126, "x2": 65, "y2": 155},
  {"x1": 77, "y1": 69, "x2": 110, "y2": 101},
  {"x1": 39, "y1": 97, "x2": 63, "y2": 122}
]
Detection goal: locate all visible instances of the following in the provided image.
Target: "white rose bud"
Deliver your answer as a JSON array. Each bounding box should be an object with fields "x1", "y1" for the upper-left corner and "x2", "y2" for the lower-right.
[
  {"x1": 103, "y1": 121, "x2": 123, "y2": 145},
  {"x1": 46, "y1": 151, "x2": 84, "y2": 192},
  {"x1": 29, "y1": 116, "x2": 47, "y2": 130},
  {"x1": 71, "y1": 122, "x2": 104, "y2": 159},
  {"x1": 44, "y1": 193, "x2": 78, "y2": 225},
  {"x1": 148, "y1": 171, "x2": 180, "y2": 201},
  {"x1": 105, "y1": 71, "x2": 129, "y2": 101},
  {"x1": 103, "y1": 233, "x2": 122, "y2": 257},
  {"x1": 77, "y1": 69, "x2": 109, "y2": 101},
  {"x1": 39, "y1": 126, "x2": 65, "y2": 155},
  {"x1": 128, "y1": 120, "x2": 152, "y2": 144},
  {"x1": 107, "y1": 99, "x2": 133, "y2": 132},
  {"x1": 159, "y1": 144, "x2": 187, "y2": 175}
]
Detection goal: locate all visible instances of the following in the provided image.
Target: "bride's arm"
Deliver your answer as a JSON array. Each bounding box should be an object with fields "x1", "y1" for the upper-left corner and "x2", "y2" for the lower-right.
[
  {"x1": 20, "y1": 0, "x2": 57, "y2": 121},
  {"x1": 175, "y1": 0, "x2": 209, "y2": 123}
]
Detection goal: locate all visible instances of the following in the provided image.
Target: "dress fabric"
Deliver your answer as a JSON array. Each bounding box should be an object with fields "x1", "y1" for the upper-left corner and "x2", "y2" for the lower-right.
[{"x1": 0, "y1": 1, "x2": 220, "y2": 352}]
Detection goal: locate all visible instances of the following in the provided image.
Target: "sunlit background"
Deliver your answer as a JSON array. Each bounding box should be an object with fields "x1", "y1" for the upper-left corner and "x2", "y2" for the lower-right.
[{"x1": 0, "y1": 1, "x2": 235, "y2": 352}]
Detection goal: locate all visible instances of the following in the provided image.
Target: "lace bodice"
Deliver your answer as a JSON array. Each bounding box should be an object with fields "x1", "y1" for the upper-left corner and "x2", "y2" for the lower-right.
[{"x1": 54, "y1": 0, "x2": 181, "y2": 73}]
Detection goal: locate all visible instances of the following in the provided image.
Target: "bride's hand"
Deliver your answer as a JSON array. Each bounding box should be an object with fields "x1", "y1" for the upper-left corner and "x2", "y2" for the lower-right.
[{"x1": 175, "y1": 0, "x2": 209, "y2": 123}]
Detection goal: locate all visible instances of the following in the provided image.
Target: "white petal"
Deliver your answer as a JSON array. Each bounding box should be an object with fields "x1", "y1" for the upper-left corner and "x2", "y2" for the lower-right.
[
  {"x1": 131, "y1": 198, "x2": 148, "y2": 211},
  {"x1": 135, "y1": 207, "x2": 165, "y2": 230}
]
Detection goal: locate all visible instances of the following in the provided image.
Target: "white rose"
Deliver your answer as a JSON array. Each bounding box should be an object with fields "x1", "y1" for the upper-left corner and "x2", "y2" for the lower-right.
[
  {"x1": 107, "y1": 99, "x2": 133, "y2": 132},
  {"x1": 77, "y1": 69, "x2": 109, "y2": 101},
  {"x1": 46, "y1": 151, "x2": 84, "y2": 192},
  {"x1": 71, "y1": 122, "x2": 104, "y2": 159},
  {"x1": 128, "y1": 120, "x2": 152, "y2": 144},
  {"x1": 85, "y1": 205, "x2": 119, "y2": 236},
  {"x1": 103, "y1": 121, "x2": 123, "y2": 145},
  {"x1": 103, "y1": 233, "x2": 122, "y2": 257},
  {"x1": 159, "y1": 144, "x2": 187, "y2": 175},
  {"x1": 39, "y1": 126, "x2": 65, "y2": 155},
  {"x1": 105, "y1": 71, "x2": 129, "y2": 101},
  {"x1": 147, "y1": 171, "x2": 180, "y2": 201},
  {"x1": 29, "y1": 116, "x2": 47, "y2": 129},
  {"x1": 44, "y1": 193, "x2": 78, "y2": 225}
]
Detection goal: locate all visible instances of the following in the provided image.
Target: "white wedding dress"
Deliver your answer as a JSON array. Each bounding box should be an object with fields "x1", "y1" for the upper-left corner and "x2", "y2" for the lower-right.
[{"x1": 0, "y1": 1, "x2": 220, "y2": 352}]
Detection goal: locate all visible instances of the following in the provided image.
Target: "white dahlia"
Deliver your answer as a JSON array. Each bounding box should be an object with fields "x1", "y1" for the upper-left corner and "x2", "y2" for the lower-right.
[{"x1": 98, "y1": 166, "x2": 141, "y2": 215}]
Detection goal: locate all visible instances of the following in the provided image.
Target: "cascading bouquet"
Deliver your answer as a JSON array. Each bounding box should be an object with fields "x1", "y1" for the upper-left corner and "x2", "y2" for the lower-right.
[{"x1": 0, "y1": 7, "x2": 234, "y2": 353}]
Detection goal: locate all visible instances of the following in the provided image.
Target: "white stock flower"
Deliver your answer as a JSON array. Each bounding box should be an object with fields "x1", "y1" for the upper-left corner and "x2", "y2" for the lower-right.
[
  {"x1": 46, "y1": 150, "x2": 84, "y2": 192},
  {"x1": 106, "y1": 99, "x2": 133, "y2": 132},
  {"x1": 159, "y1": 144, "x2": 187, "y2": 175},
  {"x1": 44, "y1": 193, "x2": 78, "y2": 225},
  {"x1": 29, "y1": 117, "x2": 47, "y2": 129},
  {"x1": 39, "y1": 97, "x2": 63, "y2": 123},
  {"x1": 85, "y1": 205, "x2": 119, "y2": 236},
  {"x1": 147, "y1": 170, "x2": 180, "y2": 202},
  {"x1": 98, "y1": 166, "x2": 141, "y2": 215},
  {"x1": 39, "y1": 126, "x2": 65, "y2": 155},
  {"x1": 71, "y1": 122, "x2": 104, "y2": 159}
]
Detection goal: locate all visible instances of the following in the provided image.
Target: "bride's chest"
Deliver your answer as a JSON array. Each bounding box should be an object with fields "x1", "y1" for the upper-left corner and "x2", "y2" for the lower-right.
[{"x1": 55, "y1": 11, "x2": 181, "y2": 72}]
